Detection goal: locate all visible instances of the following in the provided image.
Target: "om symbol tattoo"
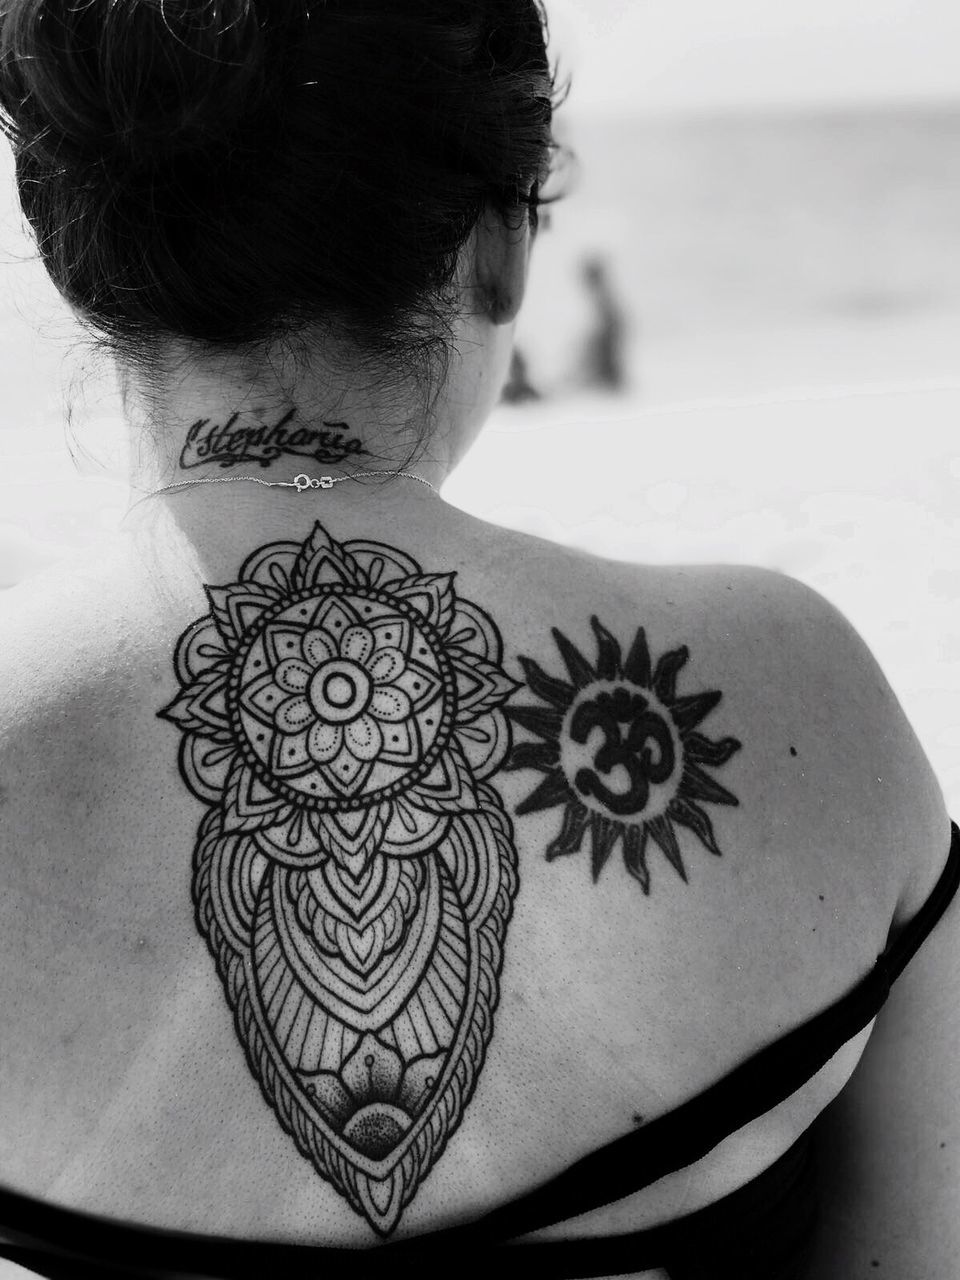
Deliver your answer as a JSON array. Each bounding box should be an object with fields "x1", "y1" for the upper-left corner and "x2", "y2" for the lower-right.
[
  {"x1": 570, "y1": 686, "x2": 676, "y2": 816},
  {"x1": 505, "y1": 616, "x2": 742, "y2": 892}
]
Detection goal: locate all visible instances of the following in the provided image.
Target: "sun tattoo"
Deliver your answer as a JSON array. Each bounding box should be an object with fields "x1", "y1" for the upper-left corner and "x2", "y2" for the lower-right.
[
  {"x1": 157, "y1": 521, "x2": 522, "y2": 1235},
  {"x1": 503, "y1": 617, "x2": 742, "y2": 891}
]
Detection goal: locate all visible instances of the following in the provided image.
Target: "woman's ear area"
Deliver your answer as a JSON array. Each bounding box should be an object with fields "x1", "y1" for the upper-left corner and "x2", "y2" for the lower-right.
[{"x1": 469, "y1": 200, "x2": 533, "y2": 327}]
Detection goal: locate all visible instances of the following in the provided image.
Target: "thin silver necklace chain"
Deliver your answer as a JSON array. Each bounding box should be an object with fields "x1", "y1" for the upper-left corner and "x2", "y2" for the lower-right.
[{"x1": 125, "y1": 468, "x2": 438, "y2": 517}]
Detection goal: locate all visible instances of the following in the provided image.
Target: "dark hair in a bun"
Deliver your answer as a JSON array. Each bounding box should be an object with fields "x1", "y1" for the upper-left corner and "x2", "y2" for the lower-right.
[{"x1": 0, "y1": 0, "x2": 569, "y2": 441}]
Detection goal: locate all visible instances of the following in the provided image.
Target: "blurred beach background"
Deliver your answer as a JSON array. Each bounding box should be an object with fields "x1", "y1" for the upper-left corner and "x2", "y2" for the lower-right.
[{"x1": 0, "y1": 0, "x2": 958, "y2": 811}]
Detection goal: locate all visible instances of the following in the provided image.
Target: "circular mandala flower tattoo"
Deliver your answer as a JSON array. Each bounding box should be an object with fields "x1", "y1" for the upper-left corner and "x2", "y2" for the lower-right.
[
  {"x1": 505, "y1": 616, "x2": 742, "y2": 891},
  {"x1": 231, "y1": 586, "x2": 457, "y2": 813},
  {"x1": 158, "y1": 522, "x2": 521, "y2": 1235}
]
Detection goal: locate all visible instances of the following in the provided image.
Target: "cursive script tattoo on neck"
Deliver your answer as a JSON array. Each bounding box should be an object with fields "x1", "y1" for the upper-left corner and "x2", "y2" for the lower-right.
[{"x1": 178, "y1": 407, "x2": 370, "y2": 471}]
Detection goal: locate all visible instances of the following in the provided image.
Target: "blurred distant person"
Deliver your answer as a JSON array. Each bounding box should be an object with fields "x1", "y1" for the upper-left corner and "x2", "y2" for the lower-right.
[
  {"x1": 501, "y1": 346, "x2": 542, "y2": 403},
  {"x1": 579, "y1": 254, "x2": 629, "y2": 392}
]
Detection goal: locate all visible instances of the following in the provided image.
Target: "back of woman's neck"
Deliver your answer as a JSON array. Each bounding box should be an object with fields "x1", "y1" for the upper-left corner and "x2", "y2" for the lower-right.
[{"x1": 123, "y1": 386, "x2": 452, "y2": 495}]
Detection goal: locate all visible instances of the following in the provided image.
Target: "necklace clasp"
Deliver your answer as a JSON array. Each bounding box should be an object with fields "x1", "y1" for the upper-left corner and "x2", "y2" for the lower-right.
[{"x1": 293, "y1": 473, "x2": 330, "y2": 492}]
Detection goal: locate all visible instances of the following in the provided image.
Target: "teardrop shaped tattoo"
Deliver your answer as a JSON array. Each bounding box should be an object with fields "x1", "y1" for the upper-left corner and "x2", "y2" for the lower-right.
[
  {"x1": 504, "y1": 617, "x2": 743, "y2": 890},
  {"x1": 158, "y1": 521, "x2": 522, "y2": 1235}
]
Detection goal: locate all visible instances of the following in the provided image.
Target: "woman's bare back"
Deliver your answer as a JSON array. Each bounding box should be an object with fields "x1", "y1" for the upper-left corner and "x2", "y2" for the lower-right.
[{"x1": 0, "y1": 502, "x2": 923, "y2": 1274}]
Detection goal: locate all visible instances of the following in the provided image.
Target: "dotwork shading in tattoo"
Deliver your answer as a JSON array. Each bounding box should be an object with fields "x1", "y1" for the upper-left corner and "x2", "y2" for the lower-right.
[
  {"x1": 503, "y1": 617, "x2": 742, "y2": 891},
  {"x1": 157, "y1": 522, "x2": 522, "y2": 1234}
]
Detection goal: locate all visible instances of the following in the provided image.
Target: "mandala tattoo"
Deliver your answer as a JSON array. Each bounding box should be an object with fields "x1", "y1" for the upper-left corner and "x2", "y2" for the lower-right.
[
  {"x1": 504, "y1": 617, "x2": 742, "y2": 890},
  {"x1": 158, "y1": 522, "x2": 522, "y2": 1235}
]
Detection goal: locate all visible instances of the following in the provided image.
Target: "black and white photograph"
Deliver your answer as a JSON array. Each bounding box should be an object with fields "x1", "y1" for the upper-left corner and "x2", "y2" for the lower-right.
[{"x1": 0, "y1": 3, "x2": 957, "y2": 1278}]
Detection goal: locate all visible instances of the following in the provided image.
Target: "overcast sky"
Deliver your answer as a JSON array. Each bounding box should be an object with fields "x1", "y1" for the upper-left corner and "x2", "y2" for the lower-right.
[{"x1": 546, "y1": 0, "x2": 960, "y2": 117}]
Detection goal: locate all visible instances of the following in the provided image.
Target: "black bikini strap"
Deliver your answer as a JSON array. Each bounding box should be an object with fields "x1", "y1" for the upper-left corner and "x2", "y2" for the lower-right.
[
  {"x1": 0, "y1": 823, "x2": 956, "y2": 1271},
  {"x1": 413, "y1": 820, "x2": 960, "y2": 1245}
]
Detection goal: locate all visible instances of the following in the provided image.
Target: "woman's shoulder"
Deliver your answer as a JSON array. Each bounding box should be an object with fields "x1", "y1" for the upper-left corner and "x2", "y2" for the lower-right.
[
  {"x1": 0, "y1": 526, "x2": 936, "y2": 810},
  {"x1": 0, "y1": 533, "x2": 159, "y2": 763},
  {"x1": 0, "y1": 522, "x2": 949, "y2": 1238},
  {"x1": 0, "y1": 526, "x2": 940, "y2": 915}
]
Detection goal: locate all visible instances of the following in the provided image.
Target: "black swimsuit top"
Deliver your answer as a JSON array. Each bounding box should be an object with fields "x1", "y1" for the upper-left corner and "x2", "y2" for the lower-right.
[{"x1": 2, "y1": 820, "x2": 958, "y2": 1280}]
